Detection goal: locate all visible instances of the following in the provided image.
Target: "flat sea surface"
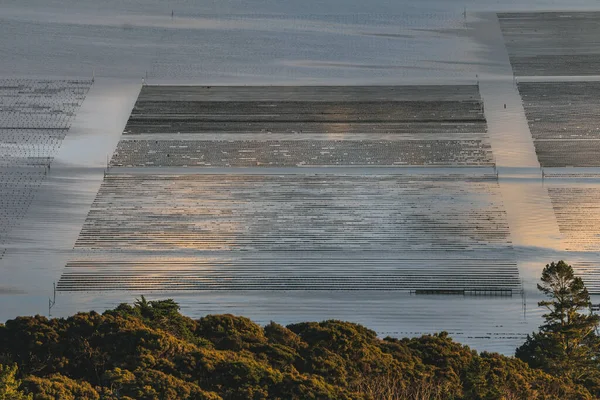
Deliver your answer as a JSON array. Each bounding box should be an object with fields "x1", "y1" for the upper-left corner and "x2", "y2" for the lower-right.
[{"x1": 0, "y1": 0, "x2": 595, "y2": 83}]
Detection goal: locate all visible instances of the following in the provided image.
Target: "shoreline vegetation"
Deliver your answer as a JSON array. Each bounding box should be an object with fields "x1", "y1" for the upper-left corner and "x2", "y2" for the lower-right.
[{"x1": 1, "y1": 261, "x2": 599, "y2": 399}]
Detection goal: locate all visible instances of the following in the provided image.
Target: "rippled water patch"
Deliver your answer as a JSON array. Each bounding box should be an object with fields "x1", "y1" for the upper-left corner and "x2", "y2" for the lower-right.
[
  {"x1": 0, "y1": 79, "x2": 91, "y2": 167},
  {"x1": 548, "y1": 187, "x2": 600, "y2": 252},
  {"x1": 498, "y1": 12, "x2": 600, "y2": 76},
  {"x1": 74, "y1": 173, "x2": 511, "y2": 251},
  {"x1": 61, "y1": 172, "x2": 518, "y2": 292},
  {"x1": 114, "y1": 84, "x2": 491, "y2": 168},
  {"x1": 0, "y1": 79, "x2": 91, "y2": 253},
  {"x1": 58, "y1": 257, "x2": 520, "y2": 292},
  {"x1": 111, "y1": 139, "x2": 493, "y2": 167},
  {"x1": 123, "y1": 85, "x2": 486, "y2": 135},
  {"x1": 518, "y1": 82, "x2": 600, "y2": 167}
]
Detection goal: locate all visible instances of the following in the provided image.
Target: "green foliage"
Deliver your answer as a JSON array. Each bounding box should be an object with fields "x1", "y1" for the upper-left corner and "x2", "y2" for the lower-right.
[
  {"x1": 195, "y1": 314, "x2": 267, "y2": 351},
  {"x1": 463, "y1": 352, "x2": 592, "y2": 400},
  {"x1": 104, "y1": 368, "x2": 221, "y2": 400},
  {"x1": 0, "y1": 364, "x2": 31, "y2": 400},
  {"x1": 516, "y1": 260, "x2": 600, "y2": 395},
  {"x1": 22, "y1": 374, "x2": 98, "y2": 400},
  {"x1": 108, "y1": 297, "x2": 202, "y2": 346},
  {"x1": 0, "y1": 294, "x2": 596, "y2": 400}
]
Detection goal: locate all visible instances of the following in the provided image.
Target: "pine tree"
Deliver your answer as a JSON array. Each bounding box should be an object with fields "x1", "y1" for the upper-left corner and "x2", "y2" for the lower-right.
[{"x1": 516, "y1": 261, "x2": 600, "y2": 386}]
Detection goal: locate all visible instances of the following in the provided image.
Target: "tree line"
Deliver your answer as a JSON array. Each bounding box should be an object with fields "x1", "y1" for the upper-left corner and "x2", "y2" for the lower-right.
[{"x1": 1, "y1": 260, "x2": 599, "y2": 399}]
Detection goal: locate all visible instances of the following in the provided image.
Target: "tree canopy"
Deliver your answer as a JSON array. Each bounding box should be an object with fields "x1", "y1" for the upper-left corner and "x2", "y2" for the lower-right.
[
  {"x1": 0, "y1": 364, "x2": 31, "y2": 400},
  {"x1": 516, "y1": 260, "x2": 600, "y2": 393},
  {"x1": 0, "y1": 291, "x2": 597, "y2": 399}
]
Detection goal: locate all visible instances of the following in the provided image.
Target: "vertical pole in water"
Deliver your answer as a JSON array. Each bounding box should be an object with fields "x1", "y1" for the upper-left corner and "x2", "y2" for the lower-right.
[
  {"x1": 92, "y1": 68, "x2": 95, "y2": 84},
  {"x1": 49, "y1": 282, "x2": 56, "y2": 317},
  {"x1": 521, "y1": 279, "x2": 526, "y2": 319},
  {"x1": 523, "y1": 289, "x2": 527, "y2": 319},
  {"x1": 541, "y1": 168, "x2": 545, "y2": 185}
]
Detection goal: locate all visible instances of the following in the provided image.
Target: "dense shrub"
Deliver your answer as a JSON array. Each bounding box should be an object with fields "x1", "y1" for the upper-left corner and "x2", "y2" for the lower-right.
[{"x1": 0, "y1": 298, "x2": 594, "y2": 399}]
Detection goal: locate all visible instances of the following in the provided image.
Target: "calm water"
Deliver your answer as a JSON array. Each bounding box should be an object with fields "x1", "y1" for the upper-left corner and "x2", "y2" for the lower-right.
[{"x1": 0, "y1": 0, "x2": 596, "y2": 83}]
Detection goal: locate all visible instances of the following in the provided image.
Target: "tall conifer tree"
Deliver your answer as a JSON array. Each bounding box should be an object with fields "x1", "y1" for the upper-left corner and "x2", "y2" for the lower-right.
[{"x1": 516, "y1": 261, "x2": 600, "y2": 387}]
